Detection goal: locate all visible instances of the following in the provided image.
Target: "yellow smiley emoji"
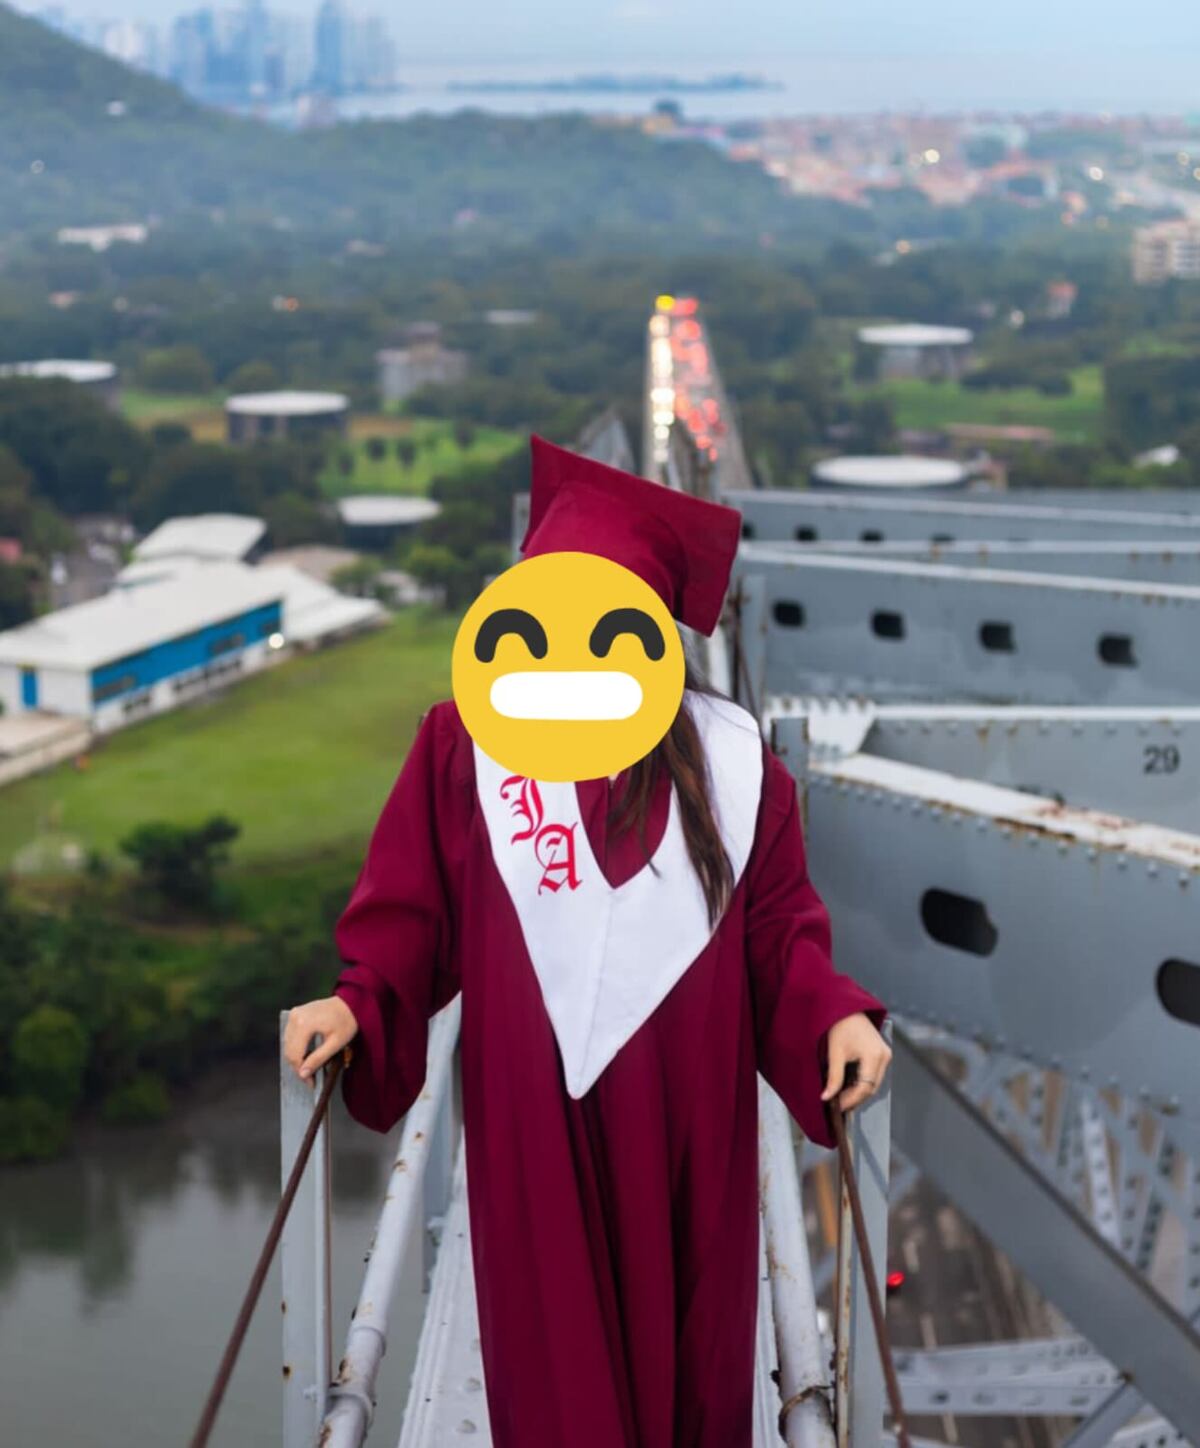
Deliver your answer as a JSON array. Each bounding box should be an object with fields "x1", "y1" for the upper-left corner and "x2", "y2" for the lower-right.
[{"x1": 452, "y1": 551, "x2": 685, "y2": 782}]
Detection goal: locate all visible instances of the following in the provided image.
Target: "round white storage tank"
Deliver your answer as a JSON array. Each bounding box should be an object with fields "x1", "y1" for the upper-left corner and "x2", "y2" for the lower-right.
[
  {"x1": 0, "y1": 359, "x2": 120, "y2": 409},
  {"x1": 811, "y1": 455, "x2": 970, "y2": 492},
  {"x1": 226, "y1": 390, "x2": 350, "y2": 444}
]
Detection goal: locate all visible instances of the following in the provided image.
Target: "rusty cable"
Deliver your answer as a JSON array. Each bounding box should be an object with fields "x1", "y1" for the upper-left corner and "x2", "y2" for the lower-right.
[
  {"x1": 187, "y1": 1043, "x2": 352, "y2": 1448},
  {"x1": 830, "y1": 1098, "x2": 912, "y2": 1448}
]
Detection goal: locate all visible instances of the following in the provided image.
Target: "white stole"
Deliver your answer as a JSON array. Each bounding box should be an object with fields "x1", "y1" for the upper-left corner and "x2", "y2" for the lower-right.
[{"x1": 473, "y1": 691, "x2": 764, "y2": 1097}]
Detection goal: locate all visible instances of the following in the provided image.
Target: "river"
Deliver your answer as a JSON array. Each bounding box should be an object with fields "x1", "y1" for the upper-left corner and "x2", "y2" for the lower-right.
[{"x1": 0, "y1": 1055, "x2": 425, "y2": 1448}]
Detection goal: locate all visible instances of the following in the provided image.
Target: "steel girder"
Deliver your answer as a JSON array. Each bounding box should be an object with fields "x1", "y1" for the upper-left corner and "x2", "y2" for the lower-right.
[
  {"x1": 892, "y1": 1337, "x2": 1123, "y2": 1415},
  {"x1": 889, "y1": 1028, "x2": 1200, "y2": 1440},
  {"x1": 725, "y1": 489, "x2": 1200, "y2": 546},
  {"x1": 736, "y1": 546, "x2": 1200, "y2": 705},
  {"x1": 766, "y1": 703, "x2": 1200, "y2": 833},
  {"x1": 776, "y1": 537, "x2": 1200, "y2": 585},
  {"x1": 773, "y1": 729, "x2": 1200, "y2": 1124}
]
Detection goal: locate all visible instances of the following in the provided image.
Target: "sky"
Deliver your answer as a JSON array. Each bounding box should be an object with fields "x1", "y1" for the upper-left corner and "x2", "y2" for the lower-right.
[{"x1": 18, "y1": 0, "x2": 1200, "y2": 65}]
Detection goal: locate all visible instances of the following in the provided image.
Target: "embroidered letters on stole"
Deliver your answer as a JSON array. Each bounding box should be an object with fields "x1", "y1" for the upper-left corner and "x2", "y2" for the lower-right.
[{"x1": 474, "y1": 692, "x2": 764, "y2": 1098}]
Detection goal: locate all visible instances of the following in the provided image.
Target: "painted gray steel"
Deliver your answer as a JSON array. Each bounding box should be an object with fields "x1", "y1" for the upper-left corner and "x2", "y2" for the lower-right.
[
  {"x1": 890, "y1": 1030, "x2": 1200, "y2": 1440},
  {"x1": 727, "y1": 489, "x2": 1200, "y2": 545},
  {"x1": 737, "y1": 548, "x2": 1200, "y2": 705},
  {"x1": 790, "y1": 704, "x2": 1200, "y2": 833},
  {"x1": 776, "y1": 538, "x2": 1200, "y2": 584},
  {"x1": 774, "y1": 725, "x2": 1200, "y2": 1121}
]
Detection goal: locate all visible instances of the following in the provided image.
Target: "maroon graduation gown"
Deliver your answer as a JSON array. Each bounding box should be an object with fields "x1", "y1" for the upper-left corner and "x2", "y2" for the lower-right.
[{"x1": 331, "y1": 699, "x2": 887, "y2": 1448}]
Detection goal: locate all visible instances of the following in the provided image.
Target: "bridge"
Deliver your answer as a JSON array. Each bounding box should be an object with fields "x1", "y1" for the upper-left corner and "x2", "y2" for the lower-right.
[{"x1": 273, "y1": 298, "x2": 1200, "y2": 1448}]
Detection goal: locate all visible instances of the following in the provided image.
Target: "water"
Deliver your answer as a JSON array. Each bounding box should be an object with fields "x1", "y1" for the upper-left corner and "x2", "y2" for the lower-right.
[
  {"x1": 0, "y1": 1056, "x2": 425, "y2": 1448},
  {"x1": 264, "y1": 52, "x2": 1200, "y2": 126}
]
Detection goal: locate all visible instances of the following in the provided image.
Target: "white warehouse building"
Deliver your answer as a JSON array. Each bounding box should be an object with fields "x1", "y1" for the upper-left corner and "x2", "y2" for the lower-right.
[
  {"x1": 117, "y1": 513, "x2": 268, "y2": 588},
  {"x1": 0, "y1": 563, "x2": 288, "y2": 732}
]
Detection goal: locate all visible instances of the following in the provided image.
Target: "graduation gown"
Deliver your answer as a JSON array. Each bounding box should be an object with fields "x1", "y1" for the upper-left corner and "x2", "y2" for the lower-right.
[{"x1": 331, "y1": 697, "x2": 887, "y2": 1448}]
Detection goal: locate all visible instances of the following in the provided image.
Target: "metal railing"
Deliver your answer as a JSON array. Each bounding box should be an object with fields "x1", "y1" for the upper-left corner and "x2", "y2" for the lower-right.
[
  {"x1": 277, "y1": 999, "x2": 895, "y2": 1447},
  {"x1": 279, "y1": 998, "x2": 462, "y2": 1448}
]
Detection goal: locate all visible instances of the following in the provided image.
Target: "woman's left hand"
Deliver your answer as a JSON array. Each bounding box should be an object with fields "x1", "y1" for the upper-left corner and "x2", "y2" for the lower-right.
[{"x1": 820, "y1": 1013, "x2": 892, "y2": 1114}]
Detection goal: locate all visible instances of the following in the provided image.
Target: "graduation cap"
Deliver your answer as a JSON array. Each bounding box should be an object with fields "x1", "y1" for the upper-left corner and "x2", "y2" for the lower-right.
[{"x1": 521, "y1": 434, "x2": 742, "y2": 638}]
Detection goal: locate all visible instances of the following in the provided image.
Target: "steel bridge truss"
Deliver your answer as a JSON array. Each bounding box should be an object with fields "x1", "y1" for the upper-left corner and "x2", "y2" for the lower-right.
[{"x1": 729, "y1": 513, "x2": 1200, "y2": 1445}]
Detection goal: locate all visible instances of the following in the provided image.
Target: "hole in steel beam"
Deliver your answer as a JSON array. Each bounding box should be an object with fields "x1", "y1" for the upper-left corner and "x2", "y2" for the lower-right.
[
  {"x1": 794, "y1": 526, "x2": 818, "y2": 541},
  {"x1": 773, "y1": 600, "x2": 805, "y2": 628},
  {"x1": 872, "y1": 610, "x2": 905, "y2": 640},
  {"x1": 860, "y1": 529, "x2": 884, "y2": 543},
  {"x1": 931, "y1": 533, "x2": 954, "y2": 544},
  {"x1": 1098, "y1": 633, "x2": 1137, "y2": 668},
  {"x1": 741, "y1": 520, "x2": 756, "y2": 540},
  {"x1": 980, "y1": 621, "x2": 1015, "y2": 652},
  {"x1": 921, "y1": 888, "x2": 999, "y2": 957},
  {"x1": 1157, "y1": 959, "x2": 1200, "y2": 1027}
]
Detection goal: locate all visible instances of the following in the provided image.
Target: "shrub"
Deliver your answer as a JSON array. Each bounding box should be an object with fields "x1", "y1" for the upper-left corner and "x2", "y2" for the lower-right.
[
  {"x1": 0, "y1": 1094, "x2": 71, "y2": 1163},
  {"x1": 100, "y1": 1072, "x2": 171, "y2": 1125},
  {"x1": 12, "y1": 1004, "x2": 89, "y2": 1110}
]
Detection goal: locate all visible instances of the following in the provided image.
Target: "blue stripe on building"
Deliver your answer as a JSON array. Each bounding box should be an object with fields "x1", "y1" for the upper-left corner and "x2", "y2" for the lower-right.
[
  {"x1": 20, "y1": 667, "x2": 38, "y2": 708},
  {"x1": 90, "y1": 602, "x2": 283, "y2": 706}
]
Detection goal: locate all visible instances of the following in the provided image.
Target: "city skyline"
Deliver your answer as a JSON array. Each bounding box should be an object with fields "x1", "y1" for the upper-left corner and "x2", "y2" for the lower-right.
[{"x1": 15, "y1": 0, "x2": 1200, "y2": 64}]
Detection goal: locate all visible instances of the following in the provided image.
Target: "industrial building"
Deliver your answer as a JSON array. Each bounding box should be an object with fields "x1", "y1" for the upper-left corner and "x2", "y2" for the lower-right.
[
  {"x1": 0, "y1": 359, "x2": 121, "y2": 409},
  {"x1": 376, "y1": 323, "x2": 468, "y2": 404},
  {"x1": 0, "y1": 563, "x2": 288, "y2": 731},
  {"x1": 225, "y1": 390, "x2": 350, "y2": 444},
  {"x1": 117, "y1": 513, "x2": 268, "y2": 587},
  {"x1": 257, "y1": 561, "x2": 386, "y2": 645},
  {"x1": 856, "y1": 322, "x2": 974, "y2": 380}
]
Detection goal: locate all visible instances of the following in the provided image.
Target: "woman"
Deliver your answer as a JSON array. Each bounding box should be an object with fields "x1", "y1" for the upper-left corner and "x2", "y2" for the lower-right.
[{"x1": 284, "y1": 437, "x2": 891, "y2": 1448}]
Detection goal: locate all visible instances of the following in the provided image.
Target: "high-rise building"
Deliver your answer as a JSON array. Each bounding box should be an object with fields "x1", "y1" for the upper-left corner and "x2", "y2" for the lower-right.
[
  {"x1": 1133, "y1": 220, "x2": 1200, "y2": 284},
  {"x1": 244, "y1": 0, "x2": 270, "y2": 95},
  {"x1": 312, "y1": 0, "x2": 346, "y2": 94},
  {"x1": 344, "y1": 14, "x2": 397, "y2": 91},
  {"x1": 170, "y1": 9, "x2": 216, "y2": 95}
]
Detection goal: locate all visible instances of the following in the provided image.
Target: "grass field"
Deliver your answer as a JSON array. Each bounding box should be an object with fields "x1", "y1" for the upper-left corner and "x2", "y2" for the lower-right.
[
  {"x1": 121, "y1": 388, "x2": 228, "y2": 440},
  {"x1": 318, "y1": 416, "x2": 522, "y2": 498},
  {"x1": 119, "y1": 391, "x2": 522, "y2": 490},
  {"x1": 850, "y1": 366, "x2": 1104, "y2": 442},
  {"x1": 0, "y1": 609, "x2": 460, "y2": 877}
]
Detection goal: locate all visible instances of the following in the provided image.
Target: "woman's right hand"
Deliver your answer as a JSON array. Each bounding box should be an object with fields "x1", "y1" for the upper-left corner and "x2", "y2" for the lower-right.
[{"x1": 283, "y1": 995, "x2": 360, "y2": 1085}]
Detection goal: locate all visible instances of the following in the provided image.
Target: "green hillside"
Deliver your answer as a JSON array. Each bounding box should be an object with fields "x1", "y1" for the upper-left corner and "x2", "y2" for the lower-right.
[{"x1": 0, "y1": 3, "x2": 855, "y2": 248}]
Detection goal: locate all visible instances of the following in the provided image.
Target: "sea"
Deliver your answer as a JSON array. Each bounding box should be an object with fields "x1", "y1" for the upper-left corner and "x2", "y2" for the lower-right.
[{"x1": 263, "y1": 52, "x2": 1200, "y2": 127}]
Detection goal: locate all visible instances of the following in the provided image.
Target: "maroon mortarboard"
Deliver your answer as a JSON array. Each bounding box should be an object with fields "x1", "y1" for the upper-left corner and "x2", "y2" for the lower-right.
[{"x1": 521, "y1": 434, "x2": 742, "y2": 638}]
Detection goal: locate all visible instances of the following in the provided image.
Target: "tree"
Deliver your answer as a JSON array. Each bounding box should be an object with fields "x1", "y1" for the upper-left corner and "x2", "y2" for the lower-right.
[
  {"x1": 149, "y1": 421, "x2": 192, "y2": 450},
  {"x1": 12, "y1": 1005, "x2": 89, "y2": 1110},
  {"x1": 262, "y1": 490, "x2": 335, "y2": 548},
  {"x1": 964, "y1": 134, "x2": 1008, "y2": 169},
  {"x1": 403, "y1": 542, "x2": 470, "y2": 607},
  {"x1": 332, "y1": 557, "x2": 383, "y2": 597},
  {"x1": 0, "y1": 379, "x2": 149, "y2": 515},
  {"x1": 396, "y1": 437, "x2": 418, "y2": 468},
  {"x1": 119, "y1": 815, "x2": 241, "y2": 913},
  {"x1": 453, "y1": 419, "x2": 477, "y2": 451},
  {"x1": 225, "y1": 360, "x2": 280, "y2": 394},
  {"x1": 365, "y1": 435, "x2": 388, "y2": 462},
  {"x1": 0, "y1": 560, "x2": 33, "y2": 628},
  {"x1": 136, "y1": 344, "x2": 215, "y2": 395}
]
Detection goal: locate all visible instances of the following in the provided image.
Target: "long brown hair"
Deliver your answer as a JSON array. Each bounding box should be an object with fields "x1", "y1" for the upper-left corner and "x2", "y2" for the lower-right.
[{"x1": 607, "y1": 650, "x2": 736, "y2": 927}]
